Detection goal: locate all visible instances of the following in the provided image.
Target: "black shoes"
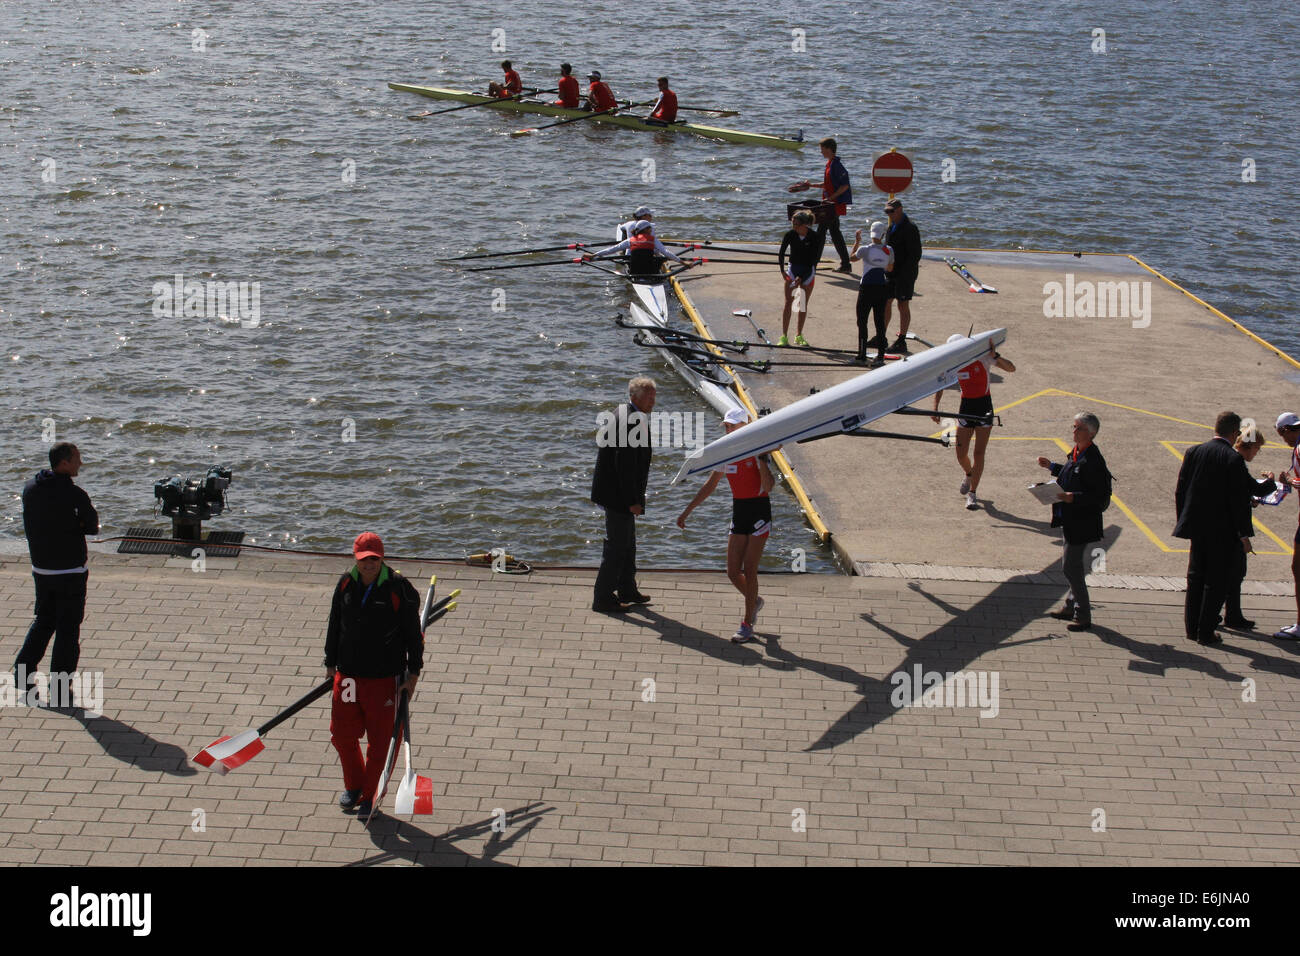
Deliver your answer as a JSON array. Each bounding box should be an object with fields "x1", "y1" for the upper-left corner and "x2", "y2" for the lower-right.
[
  {"x1": 1048, "y1": 604, "x2": 1077, "y2": 620},
  {"x1": 1067, "y1": 619, "x2": 1093, "y2": 632},
  {"x1": 618, "y1": 591, "x2": 652, "y2": 605},
  {"x1": 888, "y1": 337, "x2": 909, "y2": 354},
  {"x1": 1223, "y1": 616, "x2": 1255, "y2": 630},
  {"x1": 863, "y1": 335, "x2": 887, "y2": 352},
  {"x1": 592, "y1": 599, "x2": 630, "y2": 614},
  {"x1": 1191, "y1": 633, "x2": 1223, "y2": 645},
  {"x1": 355, "y1": 800, "x2": 374, "y2": 821},
  {"x1": 339, "y1": 789, "x2": 363, "y2": 811},
  {"x1": 834, "y1": 264, "x2": 854, "y2": 274}
]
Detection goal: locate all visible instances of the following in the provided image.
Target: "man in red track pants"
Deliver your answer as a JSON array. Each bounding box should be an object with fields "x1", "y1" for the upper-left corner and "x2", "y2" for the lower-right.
[{"x1": 324, "y1": 532, "x2": 423, "y2": 821}]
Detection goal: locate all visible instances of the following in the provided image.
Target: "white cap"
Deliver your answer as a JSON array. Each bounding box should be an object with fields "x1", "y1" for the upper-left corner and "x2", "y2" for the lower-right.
[
  {"x1": 1277, "y1": 412, "x2": 1300, "y2": 430},
  {"x1": 723, "y1": 408, "x2": 749, "y2": 425},
  {"x1": 947, "y1": 333, "x2": 965, "y2": 344},
  {"x1": 868, "y1": 221, "x2": 886, "y2": 239},
  {"x1": 631, "y1": 219, "x2": 653, "y2": 234},
  {"x1": 633, "y1": 205, "x2": 652, "y2": 218}
]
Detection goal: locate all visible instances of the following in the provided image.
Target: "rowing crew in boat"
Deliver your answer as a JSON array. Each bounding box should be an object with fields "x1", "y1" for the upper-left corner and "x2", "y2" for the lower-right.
[
  {"x1": 589, "y1": 220, "x2": 683, "y2": 278},
  {"x1": 556, "y1": 63, "x2": 580, "y2": 108},
  {"x1": 585, "y1": 71, "x2": 619, "y2": 112},
  {"x1": 646, "y1": 77, "x2": 677, "y2": 124},
  {"x1": 617, "y1": 206, "x2": 654, "y2": 241}
]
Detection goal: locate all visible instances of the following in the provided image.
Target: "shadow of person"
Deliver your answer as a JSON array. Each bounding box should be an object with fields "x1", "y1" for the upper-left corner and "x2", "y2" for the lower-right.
[
  {"x1": 623, "y1": 607, "x2": 775, "y2": 667},
  {"x1": 979, "y1": 499, "x2": 1058, "y2": 535},
  {"x1": 347, "y1": 802, "x2": 553, "y2": 867},
  {"x1": 807, "y1": 542, "x2": 1123, "y2": 752},
  {"x1": 1092, "y1": 623, "x2": 1300, "y2": 681},
  {"x1": 67, "y1": 710, "x2": 198, "y2": 777}
]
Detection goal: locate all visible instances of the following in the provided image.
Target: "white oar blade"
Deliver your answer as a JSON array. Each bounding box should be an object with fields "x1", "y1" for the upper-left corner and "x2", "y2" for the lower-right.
[
  {"x1": 192, "y1": 729, "x2": 264, "y2": 774},
  {"x1": 792, "y1": 286, "x2": 806, "y2": 314}
]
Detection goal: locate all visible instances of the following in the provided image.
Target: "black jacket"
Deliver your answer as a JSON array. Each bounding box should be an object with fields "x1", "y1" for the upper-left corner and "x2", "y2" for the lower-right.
[
  {"x1": 324, "y1": 564, "x2": 424, "y2": 678},
  {"x1": 1048, "y1": 443, "x2": 1111, "y2": 545},
  {"x1": 23, "y1": 470, "x2": 99, "y2": 571},
  {"x1": 1173, "y1": 437, "x2": 1264, "y2": 541},
  {"x1": 887, "y1": 215, "x2": 922, "y2": 276},
  {"x1": 591, "y1": 402, "x2": 652, "y2": 513}
]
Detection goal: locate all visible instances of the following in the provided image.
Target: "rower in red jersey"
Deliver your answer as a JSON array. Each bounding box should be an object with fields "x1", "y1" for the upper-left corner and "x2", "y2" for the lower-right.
[
  {"x1": 556, "y1": 62, "x2": 580, "y2": 108},
  {"x1": 585, "y1": 71, "x2": 618, "y2": 112},
  {"x1": 488, "y1": 60, "x2": 523, "y2": 99},
  {"x1": 648, "y1": 77, "x2": 678, "y2": 123}
]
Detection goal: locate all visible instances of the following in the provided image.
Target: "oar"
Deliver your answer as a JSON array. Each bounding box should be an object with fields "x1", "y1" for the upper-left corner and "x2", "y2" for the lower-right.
[
  {"x1": 510, "y1": 105, "x2": 618, "y2": 137},
  {"x1": 192, "y1": 677, "x2": 333, "y2": 774},
  {"x1": 409, "y1": 88, "x2": 558, "y2": 119},
  {"x1": 463, "y1": 256, "x2": 592, "y2": 272},
  {"x1": 393, "y1": 691, "x2": 433, "y2": 816},
  {"x1": 675, "y1": 105, "x2": 740, "y2": 117},
  {"x1": 614, "y1": 313, "x2": 750, "y2": 353},
  {"x1": 663, "y1": 240, "x2": 781, "y2": 257},
  {"x1": 441, "y1": 242, "x2": 600, "y2": 262}
]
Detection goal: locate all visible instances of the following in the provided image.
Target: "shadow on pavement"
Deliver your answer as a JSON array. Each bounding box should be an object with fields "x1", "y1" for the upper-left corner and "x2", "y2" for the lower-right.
[
  {"x1": 347, "y1": 802, "x2": 553, "y2": 867},
  {"x1": 69, "y1": 710, "x2": 198, "y2": 777}
]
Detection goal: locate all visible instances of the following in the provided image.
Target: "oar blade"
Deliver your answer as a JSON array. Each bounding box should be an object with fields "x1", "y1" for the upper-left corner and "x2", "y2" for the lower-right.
[
  {"x1": 394, "y1": 768, "x2": 434, "y2": 816},
  {"x1": 509, "y1": 128, "x2": 538, "y2": 138},
  {"x1": 193, "y1": 729, "x2": 264, "y2": 774}
]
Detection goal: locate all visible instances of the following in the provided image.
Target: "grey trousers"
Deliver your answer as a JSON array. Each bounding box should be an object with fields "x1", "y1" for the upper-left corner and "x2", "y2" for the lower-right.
[{"x1": 1062, "y1": 538, "x2": 1090, "y2": 619}]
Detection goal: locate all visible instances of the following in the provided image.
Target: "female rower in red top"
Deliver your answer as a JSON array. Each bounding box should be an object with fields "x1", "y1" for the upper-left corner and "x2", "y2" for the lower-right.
[
  {"x1": 585, "y1": 71, "x2": 618, "y2": 112},
  {"x1": 677, "y1": 408, "x2": 776, "y2": 643},
  {"x1": 489, "y1": 60, "x2": 523, "y2": 98},
  {"x1": 555, "y1": 63, "x2": 580, "y2": 108},
  {"x1": 648, "y1": 77, "x2": 678, "y2": 123},
  {"x1": 931, "y1": 335, "x2": 1015, "y2": 511}
]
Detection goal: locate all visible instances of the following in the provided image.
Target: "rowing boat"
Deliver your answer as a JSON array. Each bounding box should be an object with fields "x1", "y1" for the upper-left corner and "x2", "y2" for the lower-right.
[
  {"x1": 675, "y1": 329, "x2": 1009, "y2": 481},
  {"x1": 619, "y1": 268, "x2": 746, "y2": 419},
  {"x1": 389, "y1": 84, "x2": 804, "y2": 150}
]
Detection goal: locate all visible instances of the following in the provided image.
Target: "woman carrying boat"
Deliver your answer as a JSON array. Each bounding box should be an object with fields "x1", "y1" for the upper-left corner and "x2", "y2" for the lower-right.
[
  {"x1": 589, "y1": 220, "x2": 683, "y2": 279},
  {"x1": 931, "y1": 335, "x2": 1015, "y2": 511},
  {"x1": 777, "y1": 209, "x2": 824, "y2": 347},
  {"x1": 676, "y1": 408, "x2": 775, "y2": 644}
]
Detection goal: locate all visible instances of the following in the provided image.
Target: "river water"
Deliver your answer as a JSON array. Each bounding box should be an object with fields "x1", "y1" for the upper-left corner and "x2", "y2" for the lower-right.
[{"x1": 2, "y1": 1, "x2": 1296, "y2": 571}]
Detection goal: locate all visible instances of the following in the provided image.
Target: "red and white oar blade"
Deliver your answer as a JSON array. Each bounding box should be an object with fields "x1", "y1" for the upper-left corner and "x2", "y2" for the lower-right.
[
  {"x1": 394, "y1": 767, "x2": 434, "y2": 816},
  {"x1": 192, "y1": 729, "x2": 264, "y2": 774}
]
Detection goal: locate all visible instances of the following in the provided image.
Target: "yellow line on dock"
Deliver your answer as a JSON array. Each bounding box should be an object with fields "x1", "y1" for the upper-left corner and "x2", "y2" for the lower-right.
[{"x1": 670, "y1": 275, "x2": 833, "y2": 545}]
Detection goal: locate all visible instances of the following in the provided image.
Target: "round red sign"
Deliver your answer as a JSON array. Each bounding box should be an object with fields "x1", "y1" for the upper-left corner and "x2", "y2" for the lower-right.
[{"x1": 871, "y1": 150, "x2": 914, "y2": 195}]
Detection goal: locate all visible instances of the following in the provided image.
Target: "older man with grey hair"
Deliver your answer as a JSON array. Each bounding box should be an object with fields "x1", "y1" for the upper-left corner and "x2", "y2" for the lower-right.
[
  {"x1": 1036, "y1": 412, "x2": 1113, "y2": 632},
  {"x1": 591, "y1": 376, "x2": 657, "y2": 613}
]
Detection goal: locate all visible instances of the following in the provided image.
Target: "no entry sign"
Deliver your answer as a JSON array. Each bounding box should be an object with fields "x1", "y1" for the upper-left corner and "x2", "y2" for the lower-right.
[{"x1": 871, "y1": 150, "x2": 914, "y2": 195}]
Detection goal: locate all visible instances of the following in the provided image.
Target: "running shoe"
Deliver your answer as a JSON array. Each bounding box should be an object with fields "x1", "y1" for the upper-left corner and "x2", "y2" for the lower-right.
[
  {"x1": 794, "y1": 334, "x2": 809, "y2": 346},
  {"x1": 731, "y1": 622, "x2": 755, "y2": 643},
  {"x1": 888, "y1": 337, "x2": 909, "y2": 354},
  {"x1": 752, "y1": 597, "x2": 765, "y2": 623},
  {"x1": 777, "y1": 334, "x2": 790, "y2": 347},
  {"x1": 959, "y1": 474, "x2": 971, "y2": 495},
  {"x1": 1274, "y1": 623, "x2": 1300, "y2": 640},
  {"x1": 965, "y1": 491, "x2": 979, "y2": 510}
]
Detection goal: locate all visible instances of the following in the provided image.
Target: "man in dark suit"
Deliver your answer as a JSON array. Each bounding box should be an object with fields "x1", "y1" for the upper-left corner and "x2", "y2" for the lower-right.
[
  {"x1": 1174, "y1": 411, "x2": 1264, "y2": 644},
  {"x1": 591, "y1": 377, "x2": 656, "y2": 613}
]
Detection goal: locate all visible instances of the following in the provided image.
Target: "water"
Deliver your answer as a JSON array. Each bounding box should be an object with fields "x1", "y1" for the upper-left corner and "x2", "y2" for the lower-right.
[{"x1": 2, "y1": 0, "x2": 1296, "y2": 571}]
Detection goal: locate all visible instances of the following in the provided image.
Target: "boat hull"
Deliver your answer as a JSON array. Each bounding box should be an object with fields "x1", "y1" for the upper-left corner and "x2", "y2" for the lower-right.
[
  {"x1": 389, "y1": 84, "x2": 804, "y2": 150},
  {"x1": 674, "y1": 329, "x2": 1009, "y2": 481}
]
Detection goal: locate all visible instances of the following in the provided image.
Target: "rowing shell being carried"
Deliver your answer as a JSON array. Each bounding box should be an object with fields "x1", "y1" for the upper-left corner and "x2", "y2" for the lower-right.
[{"x1": 389, "y1": 84, "x2": 804, "y2": 150}]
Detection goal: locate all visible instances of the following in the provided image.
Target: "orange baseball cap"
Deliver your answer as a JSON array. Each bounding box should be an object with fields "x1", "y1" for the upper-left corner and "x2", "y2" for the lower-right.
[{"x1": 353, "y1": 532, "x2": 384, "y2": 560}]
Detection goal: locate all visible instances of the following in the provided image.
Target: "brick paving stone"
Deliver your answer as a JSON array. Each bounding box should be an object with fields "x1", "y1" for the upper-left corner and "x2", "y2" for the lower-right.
[{"x1": 3, "y1": 552, "x2": 1298, "y2": 867}]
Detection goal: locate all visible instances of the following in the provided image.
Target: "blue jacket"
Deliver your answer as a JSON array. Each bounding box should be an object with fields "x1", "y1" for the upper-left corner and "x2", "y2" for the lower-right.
[{"x1": 23, "y1": 470, "x2": 99, "y2": 571}]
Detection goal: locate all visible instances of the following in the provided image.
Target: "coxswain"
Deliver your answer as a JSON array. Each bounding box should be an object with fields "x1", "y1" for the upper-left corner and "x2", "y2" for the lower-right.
[
  {"x1": 488, "y1": 60, "x2": 523, "y2": 99},
  {"x1": 617, "y1": 205, "x2": 654, "y2": 241},
  {"x1": 556, "y1": 62, "x2": 580, "y2": 108},
  {"x1": 585, "y1": 71, "x2": 618, "y2": 113},
  {"x1": 647, "y1": 77, "x2": 678, "y2": 124},
  {"x1": 591, "y1": 220, "x2": 683, "y2": 279}
]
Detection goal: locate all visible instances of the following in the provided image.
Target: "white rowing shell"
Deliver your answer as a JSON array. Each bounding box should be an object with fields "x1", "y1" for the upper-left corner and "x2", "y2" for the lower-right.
[{"x1": 674, "y1": 328, "x2": 1007, "y2": 482}]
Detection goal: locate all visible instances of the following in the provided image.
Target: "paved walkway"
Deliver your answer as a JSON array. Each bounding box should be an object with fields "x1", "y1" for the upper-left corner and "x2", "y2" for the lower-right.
[{"x1": 2, "y1": 550, "x2": 1297, "y2": 866}]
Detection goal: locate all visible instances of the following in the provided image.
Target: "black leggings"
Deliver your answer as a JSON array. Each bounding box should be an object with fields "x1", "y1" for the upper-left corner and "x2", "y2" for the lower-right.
[{"x1": 855, "y1": 284, "x2": 890, "y2": 354}]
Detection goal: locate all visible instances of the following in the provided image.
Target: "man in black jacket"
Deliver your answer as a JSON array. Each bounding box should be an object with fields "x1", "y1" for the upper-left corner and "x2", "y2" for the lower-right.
[
  {"x1": 1037, "y1": 413, "x2": 1112, "y2": 631},
  {"x1": 1174, "y1": 411, "x2": 1264, "y2": 645},
  {"x1": 591, "y1": 376, "x2": 656, "y2": 613},
  {"x1": 879, "y1": 198, "x2": 923, "y2": 355},
  {"x1": 324, "y1": 532, "x2": 423, "y2": 820},
  {"x1": 14, "y1": 442, "x2": 98, "y2": 708}
]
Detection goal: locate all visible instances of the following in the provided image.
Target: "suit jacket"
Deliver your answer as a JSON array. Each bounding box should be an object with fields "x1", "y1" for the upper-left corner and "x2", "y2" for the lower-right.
[
  {"x1": 591, "y1": 402, "x2": 652, "y2": 514},
  {"x1": 1173, "y1": 437, "x2": 1260, "y2": 541},
  {"x1": 1048, "y1": 443, "x2": 1110, "y2": 545}
]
